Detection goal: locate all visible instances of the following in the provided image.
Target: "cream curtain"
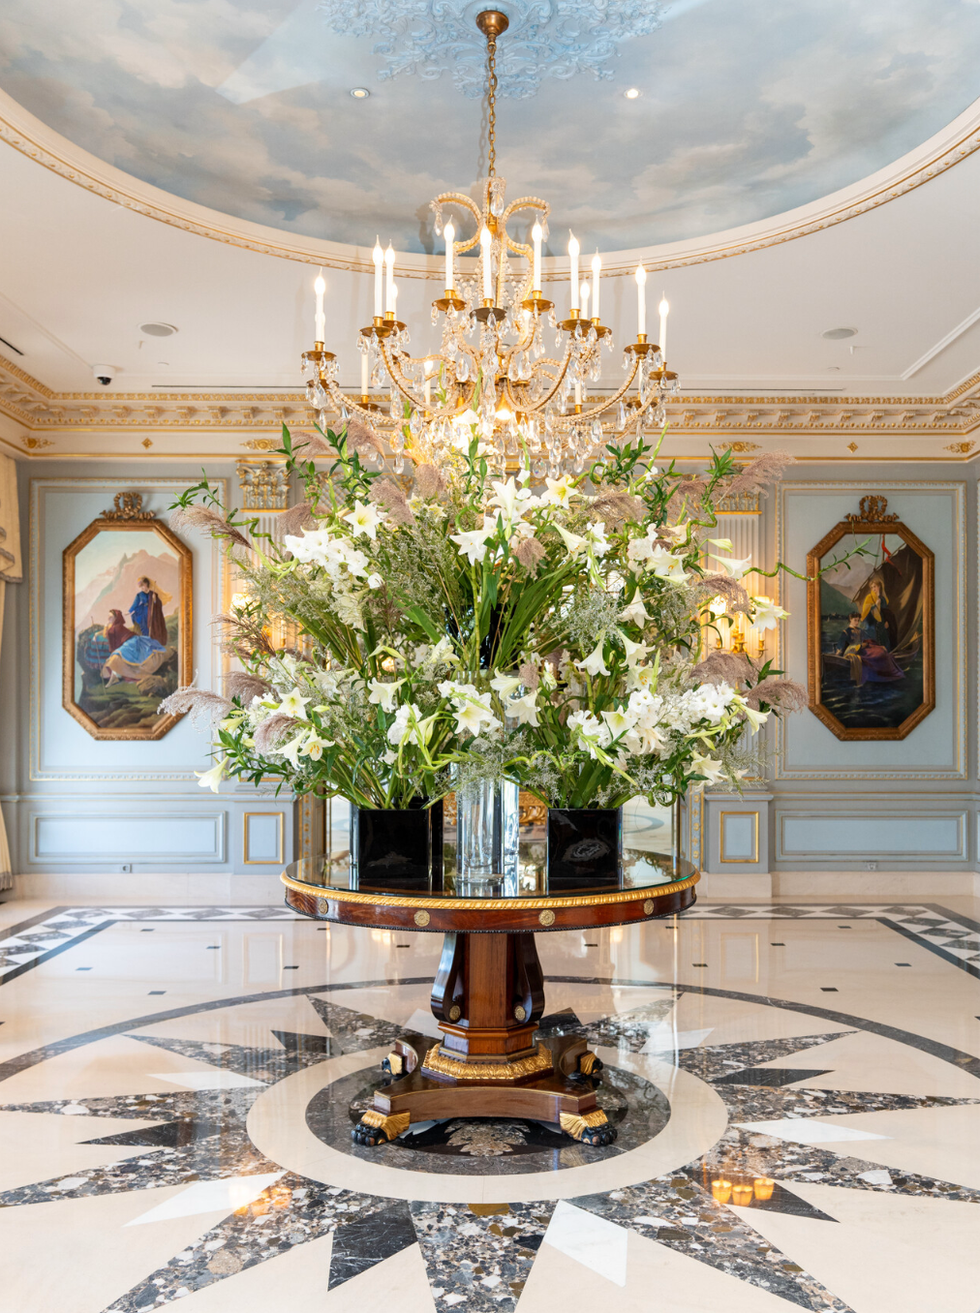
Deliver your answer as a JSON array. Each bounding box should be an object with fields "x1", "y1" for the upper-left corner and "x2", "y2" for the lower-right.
[{"x1": 0, "y1": 453, "x2": 23, "y2": 892}]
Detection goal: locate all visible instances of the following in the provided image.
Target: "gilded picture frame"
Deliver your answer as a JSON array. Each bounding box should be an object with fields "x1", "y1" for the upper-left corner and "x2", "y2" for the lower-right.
[
  {"x1": 62, "y1": 494, "x2": 192, "y2": 740},
  {"x1": 806, "y1": 496, "x2": 934, "y2": 741}
]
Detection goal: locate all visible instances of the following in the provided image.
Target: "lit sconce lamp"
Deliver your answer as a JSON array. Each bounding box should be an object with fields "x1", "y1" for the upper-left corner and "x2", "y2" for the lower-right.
[
  {"x1": 711, "y1": 1178, "x2": 732, "y2": 1204},
  {"x1": 730, "y1": 1182, "x2": 754, "y2": 1206},
  {"x1": 753, "y1": 1177, "x2": 775, "y2": 1201},
  {"x1": 729, "y1": 612, "x2": 748, "y2": 656}
]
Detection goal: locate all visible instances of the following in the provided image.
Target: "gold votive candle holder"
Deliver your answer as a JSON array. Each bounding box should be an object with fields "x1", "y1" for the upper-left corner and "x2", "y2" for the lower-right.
[
  {"x1": 711, "y1": 1178, "x2": 732, "y2": 1204},
  {"x1": 754, "y1": 1177, "x2": 775, "y2": 1201},
  {"x1": 731, "y1": 1182, "x2": 754, "y2": 1206}
]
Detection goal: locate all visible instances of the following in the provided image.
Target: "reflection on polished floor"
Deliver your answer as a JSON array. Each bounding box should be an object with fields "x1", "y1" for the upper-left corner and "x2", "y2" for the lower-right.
[{"x1": 1, "y1": 896, "x2": 979, "y2": 1313}]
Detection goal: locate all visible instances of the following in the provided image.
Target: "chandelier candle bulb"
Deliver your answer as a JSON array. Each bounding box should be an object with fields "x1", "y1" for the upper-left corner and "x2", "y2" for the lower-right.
[
  {"x1": 659, "y1": 295, "x2": 670, "y2": 359},
  {"x1": 591, "y1": 251, "x2": 601, "y2": 321},
  {"x1": 481, "y1": 225, "x2": 494, "y2": 302},
  {"x1": 314, "y1": 269, "x2": 326, "y2": 344},
  {"x1": 444, "y1": 219, "x2": 455, "y2": 293},
  {"x1": 532, "y1": 221, "x2": 543, "y2": 291},
  {"x1": 372, "y1": 239, "x2": 384, "y2": 319},
  {"x1": 580, "y1": 281, "x2": 590, "y2": 319},
  {"x1": 636, "y1": 264, "x2": 647, "y2": 337},
  {"x1": 568, "y1": 233, "x2": 580, "y2": 311},
  {"x1": 385, "y1": 243, "x2": 396, "y2": 314}
]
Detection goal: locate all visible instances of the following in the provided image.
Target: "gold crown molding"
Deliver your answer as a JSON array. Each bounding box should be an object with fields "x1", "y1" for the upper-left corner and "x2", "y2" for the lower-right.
[
  {"x1": 1, "y1": 85, "x2": 980, "y2": 277},
  {"x1": 4, "y1": 353, "x2": 980, "y2": 453}
]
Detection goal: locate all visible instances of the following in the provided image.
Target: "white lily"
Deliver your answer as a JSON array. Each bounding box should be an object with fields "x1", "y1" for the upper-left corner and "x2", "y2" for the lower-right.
[
  {"x1": 542, "y1": 475, "x2": 578, "y2": 508},
  {"x1": 366, "y1": 573, "x2": 384, "y2": 590},
  {"x1": 556, "y1": 525, "x2": 586, "y2": 556},
  {"x1": 488, "y1": 477, "x2": 524, "y2": 521},
  {"x1": 601, "y1": 708, "x2": 636, "y2": 739},
  {"x1": 576, "y1": 639, "x2": 610, "y2": 678},
  {"x1": 691, "y1": 752, "x2": 726, "y2": 785},
  {"x1": 277, "y1": 689, "x2": 310, "y2": 720},
  {"x1": 710, "y1": 553, "x2": 753, "y2": 580},
  {"x1": 707, "y1": 537, "x2": 734, "y2": 552},
  {"x1": 619, "y1": 597, "x2": 650, "y2": 626},
  {"x1": 648, "y1": 546, "x2": 689, "y2": 584},
  {"x1": 278, "y1": 734, "x2": 307, "y2": 769},
  {"x1": 301, "y1": 732, "x2": 333, "y2": 761},
  {"x1": 343, "y1": 500, "x2": 386, "y2": 540},
  {"x1": 510, "y1": 691, "x2": 540, "y2": 727},
  {"x1": 490, "y1": 671, "x2": 522, "y2": 698},
  {"x1": 454, "y1": 699, "x2": 500, "y2": 738},
  {"x1": 368, "y1": 678, "x2": 404, "y2": 711},
  {"x1": 750, "y1": 596, "x2": 789, "y2": 631},
  {"x1": 621, "y1": 635, "x2": 650, "y2": 666},
  {"x1": 587, "y1": 522, "x2": 611, "y2": 557},
  {"x1": 450, "y1": 525, "x2": 493, "y2": 566},
  {"x1": 195, "y1": 759, "x2": 226, "y2": 793}
]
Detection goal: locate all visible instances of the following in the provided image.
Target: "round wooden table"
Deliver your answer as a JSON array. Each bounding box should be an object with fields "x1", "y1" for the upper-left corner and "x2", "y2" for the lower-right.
[{"x1": 282, "y1": 841, "x2": 698, "y2": 1147}]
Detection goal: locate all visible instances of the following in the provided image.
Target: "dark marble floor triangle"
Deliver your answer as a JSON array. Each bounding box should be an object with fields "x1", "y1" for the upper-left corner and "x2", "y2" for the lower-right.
[
  {"x1": 271, "y1": 1028, "x2": 333, "y2": 1055},
  {"x1": 727, "y1": 1179, "x2": 838, "y2": 1223},
  {"x1": 81, "y1": 1120, "x2": 184, "y2": 1148},
  {"x1": 714, "y1": 1067, "x2": 835, "y2": 1087},
  {"x1": 328, "y1": 1198, "x2": 417, "y2": 1290}
]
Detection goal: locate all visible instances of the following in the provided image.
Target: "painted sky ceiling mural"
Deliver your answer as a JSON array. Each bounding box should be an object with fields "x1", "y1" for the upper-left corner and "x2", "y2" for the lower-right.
[{"x1": 0, "y1": 0, "x2": 978, "y2": 253}]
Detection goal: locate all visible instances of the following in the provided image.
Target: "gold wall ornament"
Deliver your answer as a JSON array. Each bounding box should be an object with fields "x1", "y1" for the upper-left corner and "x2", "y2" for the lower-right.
[
  {"x1": 718, "y1": 441, "x2": 760, "y2": 453},
  {"x1": 806, "y1": 503, "x2": 934, "y2": 741},
  {"x1": 236, "y1": 461, "x2": 289, "y2": 511},
  {"x1": 100, "y1": 491, "x2": 155, "y2": 521},
  {"x1": 141, "y1": 438, "x2": 153, "y2": 449},
  {"x1": 843, "y1": 495, "x2": 900, "y2": 526},
  {"x1": 945, "y1": 440, "x2": 975, "y2": 453},
  {"x1": 243, "y1": 438, "x2": 280, "y2": 451},
  {"x1": 847, "y1": 442, "x2": 859, "y2": 452}
]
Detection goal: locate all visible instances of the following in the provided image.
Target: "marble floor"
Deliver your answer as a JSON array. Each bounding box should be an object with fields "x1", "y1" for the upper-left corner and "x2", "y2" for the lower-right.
[{"x1": 1, "y1": 896, "x2": 980, "y2": 1312}]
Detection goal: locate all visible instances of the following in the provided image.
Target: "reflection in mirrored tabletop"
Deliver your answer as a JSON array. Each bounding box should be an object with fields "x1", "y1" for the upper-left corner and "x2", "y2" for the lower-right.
[{"x1": 285, "y1": 832, "x2": 694, "y2": 902}]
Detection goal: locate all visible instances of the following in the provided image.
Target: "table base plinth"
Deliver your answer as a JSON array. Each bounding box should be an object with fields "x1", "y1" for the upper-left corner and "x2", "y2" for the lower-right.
[{"x1": 352, "y1": 930, "x2": 615, "y2": 1147}]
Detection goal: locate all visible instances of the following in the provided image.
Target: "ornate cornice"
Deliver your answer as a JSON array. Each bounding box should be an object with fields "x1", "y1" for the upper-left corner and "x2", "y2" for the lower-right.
[
  {"x1": 3, "y1": 353, "x2": 979, "y2": 458},
  {"x1": 1, "y1": 85, "x2": 980, "y2": 276}
]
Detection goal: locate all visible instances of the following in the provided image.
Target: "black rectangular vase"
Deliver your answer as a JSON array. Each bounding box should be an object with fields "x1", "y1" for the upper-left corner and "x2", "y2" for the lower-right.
[
  {"x1": 350, "y1": 800, "x2": 443, "y2": 889},
  {"x1": 547, "y1": 807, "x2": 622, "y2": 889}
]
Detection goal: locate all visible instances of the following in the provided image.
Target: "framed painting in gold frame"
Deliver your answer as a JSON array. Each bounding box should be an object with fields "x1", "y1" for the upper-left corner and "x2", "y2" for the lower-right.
[
  {"x1": 806, "y1": 496, "x2": 934, "y2": 741},
  {"x1": 63, "y1": 493, "x2": 192, "y2": 740}
]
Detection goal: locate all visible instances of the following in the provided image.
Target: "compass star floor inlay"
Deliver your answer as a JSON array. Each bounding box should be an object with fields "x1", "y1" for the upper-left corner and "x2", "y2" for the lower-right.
[{"x1": 1, "y1": 901, "x2": 980, "y2": 1311}]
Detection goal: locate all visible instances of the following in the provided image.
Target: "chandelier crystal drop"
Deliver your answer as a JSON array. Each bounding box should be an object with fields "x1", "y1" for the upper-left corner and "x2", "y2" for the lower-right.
[{"x1": 301, "y1": 9, "x2": 680, "y2": 473}]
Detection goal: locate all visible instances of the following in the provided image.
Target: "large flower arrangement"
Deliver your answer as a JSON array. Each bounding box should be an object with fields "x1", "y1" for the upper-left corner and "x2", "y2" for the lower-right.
[{"x1": 164, "y1": 422, "x2": 822, "y2": 814}]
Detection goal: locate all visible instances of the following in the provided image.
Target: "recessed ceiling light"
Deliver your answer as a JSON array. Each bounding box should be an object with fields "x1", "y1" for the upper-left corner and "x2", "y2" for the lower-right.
[
  {"x1": 624, "y1": 87, "x2": 641, "y2": 99},
  {"x1": 822, "y1": 327, "x2": 857, "y2": 340},
  {"x1": 139, "y1": 322, "x2": 177, "y2": 337},
  {"x1": 350, "y1": 87, "x2": 370, "y2": 99}
]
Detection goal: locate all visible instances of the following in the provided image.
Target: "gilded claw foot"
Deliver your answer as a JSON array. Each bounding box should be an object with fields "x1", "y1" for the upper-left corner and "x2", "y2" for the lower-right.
[
  {"x1": 559, "y1": 1109, "x2": 617, "y2": 1146},
  {"x1": 352, "y1": 1110, "x2": 411, "y2": 1146},
  {"x1": 573, "y1": 1051, "x2": 603, "y2": 1082}
]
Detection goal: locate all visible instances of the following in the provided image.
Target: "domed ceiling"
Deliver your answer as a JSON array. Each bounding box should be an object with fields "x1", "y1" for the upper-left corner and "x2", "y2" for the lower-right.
[{"x1": 0, "y1": 0, "x2": 978, "y2": 254}]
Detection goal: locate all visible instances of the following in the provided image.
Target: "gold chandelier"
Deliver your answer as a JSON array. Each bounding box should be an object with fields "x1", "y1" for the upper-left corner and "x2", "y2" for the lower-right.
[{"x1": 301, "y1": 9, "x2": 679, "y2": 475}]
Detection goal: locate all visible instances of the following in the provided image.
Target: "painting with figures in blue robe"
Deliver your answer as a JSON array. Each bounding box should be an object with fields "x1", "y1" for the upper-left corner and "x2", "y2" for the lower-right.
[
  {"x1": 63, "y1": 505, "x2": 192, "y2": 740},
  {"x1": 806, "y1": 500, "x2": 934, "y2": 742}
]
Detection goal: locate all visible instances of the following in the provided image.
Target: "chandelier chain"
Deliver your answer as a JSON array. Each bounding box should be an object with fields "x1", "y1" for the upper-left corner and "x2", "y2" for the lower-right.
[{"x1": 486, "y1": 31, "x2": 498, "y2": 179}]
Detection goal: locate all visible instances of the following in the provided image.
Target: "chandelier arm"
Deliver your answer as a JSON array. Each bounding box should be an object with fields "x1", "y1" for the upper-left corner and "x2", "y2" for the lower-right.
[
  {"x1": 432, "y1": 192, "x2": 484, "y2": 255},
  {"x1": 323, "y1": 380, "x2": 396, "y2": 429},
  {"x1": 375, "y1": 340, "x2": 471, "y2": 422}
]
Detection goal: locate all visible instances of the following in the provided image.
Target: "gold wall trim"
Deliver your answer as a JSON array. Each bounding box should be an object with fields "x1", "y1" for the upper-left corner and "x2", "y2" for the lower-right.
[
  {"x1": 281, "y1": 869, "x2": 699, "y2": 911},
  {"x1": 2, "y1": 86, "x2": 980, "y2": 276},
  {"x1": 243, "y1": 812, "x2": 286, "y2": 865},
  {"x1": 718, "y1": 810, "x2": 760, "y2": 864}
]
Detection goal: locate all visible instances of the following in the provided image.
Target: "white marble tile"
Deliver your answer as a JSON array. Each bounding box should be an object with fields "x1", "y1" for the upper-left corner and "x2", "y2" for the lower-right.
[
  {"x1": 735, "y1": 1117, "x2": 891, "y2": 1144},
  {"x1": 0, "y1": 1109, "x2": 168, "y2": 1192},
  {"x1": 150, "y1": 1069, "x2": 267, "y2": 1090},
  {"x1": 542, "y1": 1200, "x2": 628, "y2": 1286},
  {"x1": 0, "y1": 1185, "x2": 244, "y2": 1313},
  {"x1": 640, "y1": 1026, "x2": 713, "y2": 1053},
  {"x1": 126, "y1": 1172, "x2": 285, "y2": 1225},
  {"x1": 732, "y1": 1181, "x2": 980, "y2": 1313},
  {"x1": 324, "y1": 1244, "x2": 437, "y2": 1313},
  {"x1": 170, "y1": 1233, "x2": 335, "y2": 1312}
]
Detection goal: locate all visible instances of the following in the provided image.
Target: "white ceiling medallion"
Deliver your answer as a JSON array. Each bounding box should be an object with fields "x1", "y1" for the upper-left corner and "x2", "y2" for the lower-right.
[{"x1": 318, "y1": 0, "x2": 665, "y2": 99}]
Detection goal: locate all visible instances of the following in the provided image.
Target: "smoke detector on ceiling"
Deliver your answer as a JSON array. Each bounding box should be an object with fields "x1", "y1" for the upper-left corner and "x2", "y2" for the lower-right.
[
  {"x1": 822, "y1": 327, "x2": 857, "y2": 340},
  {"x1": 139, "y1": 322, "x2": 178, "y2": 337}
]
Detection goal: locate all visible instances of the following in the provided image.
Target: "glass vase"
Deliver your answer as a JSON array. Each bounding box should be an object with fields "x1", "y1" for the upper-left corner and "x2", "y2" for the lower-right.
[{"x1": 455, "y1": 777, "x2": 519, "y2": 885}]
